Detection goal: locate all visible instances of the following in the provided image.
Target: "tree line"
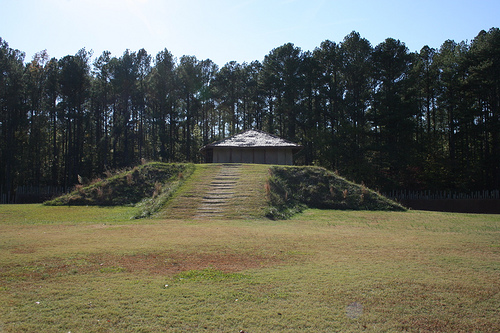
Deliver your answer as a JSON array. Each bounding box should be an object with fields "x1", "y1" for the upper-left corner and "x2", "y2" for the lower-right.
[{"x1": 1, "y1": 28, "x2": 499, "y2": 199}]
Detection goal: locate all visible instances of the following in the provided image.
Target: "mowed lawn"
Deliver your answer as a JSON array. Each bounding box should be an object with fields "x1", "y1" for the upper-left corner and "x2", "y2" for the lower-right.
[{"x1": 1, "y1": 205, "x2": 499, "y2": 332}]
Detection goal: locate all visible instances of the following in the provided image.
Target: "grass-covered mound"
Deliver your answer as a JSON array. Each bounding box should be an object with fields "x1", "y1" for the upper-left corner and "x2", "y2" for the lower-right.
[
  {"x1": 266, "y1": 166, "x2": 406, "y2": 219},
  {"x1": 44, "y1": 162, "x2": 195, "y2": 217}
]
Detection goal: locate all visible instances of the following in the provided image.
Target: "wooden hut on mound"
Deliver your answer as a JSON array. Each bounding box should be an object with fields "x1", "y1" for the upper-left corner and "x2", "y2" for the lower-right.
[{"x1": 200, "y1": 129, "x2": 302, "y2": 165}]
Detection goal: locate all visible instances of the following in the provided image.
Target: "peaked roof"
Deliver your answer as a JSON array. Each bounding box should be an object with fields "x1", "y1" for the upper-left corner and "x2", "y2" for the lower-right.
[{"x1": 201, "y1": 129, "x2": 302, "y2": 151}]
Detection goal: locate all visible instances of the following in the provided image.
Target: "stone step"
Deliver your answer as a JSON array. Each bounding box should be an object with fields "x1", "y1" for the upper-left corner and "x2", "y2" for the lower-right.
[
  {"x1": 205, "y1": 195, "x2": 234, "y2": 198},
  {"x1": 197, "y1": 207, "x2": 225, "y2": 212},
  {"x1": 201, "y1": 197, "x2": 229, "y2": 202},
  {"x1": 200, "y1": 199, "x2": 230, "y2": 203}
]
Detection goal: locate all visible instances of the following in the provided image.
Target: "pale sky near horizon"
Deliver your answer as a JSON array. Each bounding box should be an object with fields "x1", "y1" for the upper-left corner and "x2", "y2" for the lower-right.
[{"x1": 1, "y1": 0, "x2": 499, "y2": 66}]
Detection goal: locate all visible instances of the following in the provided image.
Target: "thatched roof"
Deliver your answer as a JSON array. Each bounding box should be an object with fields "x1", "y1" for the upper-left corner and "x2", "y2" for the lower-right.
[{"x1": 201, "y1": 129, "x2": 302, "y2": 151}]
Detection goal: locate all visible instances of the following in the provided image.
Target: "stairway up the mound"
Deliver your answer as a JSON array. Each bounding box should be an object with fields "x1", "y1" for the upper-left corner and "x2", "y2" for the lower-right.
[
  {"x1": 160, "y1": 163, "x2": 269, "y2": 220},
  {"x1": 194, "y1": 164, "x2": 241, "y2": 219}
]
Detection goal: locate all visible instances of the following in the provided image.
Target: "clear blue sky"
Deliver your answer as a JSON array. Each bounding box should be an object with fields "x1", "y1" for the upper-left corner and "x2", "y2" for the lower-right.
[{"x1": 1, "y1": 0, "x2": 498, "y2": 66}]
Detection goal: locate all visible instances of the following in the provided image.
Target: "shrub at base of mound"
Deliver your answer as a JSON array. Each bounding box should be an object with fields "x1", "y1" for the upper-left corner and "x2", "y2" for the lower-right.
[
  {"x1": 266, "y1": 166, "x2": 406, "y2": 219},
  {"x1": 44, "y1": 163, "x2": 194, "y2": 208}
]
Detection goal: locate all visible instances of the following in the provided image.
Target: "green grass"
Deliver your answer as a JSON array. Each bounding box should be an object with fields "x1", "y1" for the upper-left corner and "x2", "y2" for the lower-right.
[
  {"x1": 0, "y1": 204, "x2": 139, "y2": 225},
  {"x1": 1, "y1": 204, "x2": 499, "y2": 332}
]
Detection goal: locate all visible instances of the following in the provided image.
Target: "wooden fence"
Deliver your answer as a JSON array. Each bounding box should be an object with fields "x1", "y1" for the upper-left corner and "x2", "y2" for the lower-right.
[
  {"x1": 1, "y1": 185, "x2": 69, "y2": 204},
  {"x1": 384, "y1": 189, "x2": 500, "y2": 200},
  {"x1": 384, "y1": 190, "x2": 500, "y2": 214}
]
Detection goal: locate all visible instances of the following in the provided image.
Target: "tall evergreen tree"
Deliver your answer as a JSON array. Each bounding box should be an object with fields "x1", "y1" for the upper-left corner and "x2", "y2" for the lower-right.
[
  {"x1": 370, "y1": 38, "x2": 416, "y2": 189},
  {"x1": 241, "y1": 61, "x2": 265, "y2": 130},
  {"x1": 177, "y1": 55, "x2": 203, "y2": 161},
  {"x1": 148, "y1": 48, "x2": 177, "y2": 161},
  {"x1": 91, "y1": 50, "x2": 113, "y2": 173},
  {"x1": 109, "y1": 50, "x2": 139, "y2": 167},
  {"x1": 25, "y1": 50, "x2": 50, "y2": 186},
  {"x1": 261, "y1": 43, "x2": 304, "y2": 139},
  {"x1": 44, "y1": 57, "x2": 60, "y2": 186},
  {"x1": 58, "y1": 49, "x2": 91, "y2": 186},
  {"x1": 340, "y1": 32, "x2": 373, "y2": 182},
  {"x1": 433, "y1": 40, "x2": 470, "y2": 189},
  {"x1": 0, "y1": 38, "x2": 26, "y2": 200},
  {"x1": 198, "y1": 58, "x2": 218, "y2": 144},
  {"x1": 467, "y1": 28, "x2": 500, "y2": 189},
  {"x1": 134, "y1": 49, "x2": 152, "y2": 161},
  {"x1": 313, "y1": 40, "x2": 344, "y2": 169}
]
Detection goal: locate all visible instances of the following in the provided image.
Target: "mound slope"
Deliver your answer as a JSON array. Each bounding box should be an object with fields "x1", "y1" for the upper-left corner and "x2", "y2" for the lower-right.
[
  {"x1": 44, "y1": 163, "x2": 193, "y2": 208},
  {"x1": 267, "y1": 166, "x2": 406, "y2": 219}
]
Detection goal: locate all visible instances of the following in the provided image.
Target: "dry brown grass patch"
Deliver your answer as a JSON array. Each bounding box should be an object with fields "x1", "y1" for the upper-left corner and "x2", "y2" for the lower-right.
[
  {"x1": 95, "y1": 251, "x2": 287, "y2": 274},
  {"x1": 1, "y1": 250, "x2": 297, "y2": 286}
]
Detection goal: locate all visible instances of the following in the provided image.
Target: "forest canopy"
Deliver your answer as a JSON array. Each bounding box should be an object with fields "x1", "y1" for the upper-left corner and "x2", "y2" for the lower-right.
[{"x1": 1, "y1": 28, "x2": 499, "y2": 198}]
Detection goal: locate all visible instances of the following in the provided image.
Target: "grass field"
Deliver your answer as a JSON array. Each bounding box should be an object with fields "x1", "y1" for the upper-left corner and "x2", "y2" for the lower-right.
[{"x1": 1, "y1": 205, "x2": 499, "y2": 332}]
